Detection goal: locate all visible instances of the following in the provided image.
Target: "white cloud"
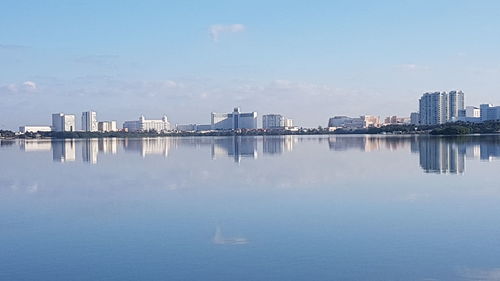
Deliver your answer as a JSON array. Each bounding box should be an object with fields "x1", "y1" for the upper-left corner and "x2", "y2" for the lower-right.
[
  {"x1": 23, "y1": 81, "x2": 37, "y2": 90},
  {"x1": 209, "y1": 24, "x2": 245, "y2": 41}
]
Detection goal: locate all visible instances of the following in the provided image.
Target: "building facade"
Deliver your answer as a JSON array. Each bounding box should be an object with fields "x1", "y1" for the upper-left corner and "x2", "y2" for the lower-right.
[
  {"x1": 19, "y1": 126, "x2": 52, "y2": 133},
  {"x1": 81, "y1": 111, "x2": 98, "y2": 132},
  {"x1": 123, "y1": 116, "x2": 171, "y2": 132},
  {"x1": 52, "y1": 113, "x2": 76, "y2": 132},
  {"x1": 211, "y1": 108, "x2": 257, "y2": 130},
  {"x1": 262, "y1": 114, "x2": 293, "y2": 129},
  {"x1": 419, "y1": 91, "x2": 465, "y2": 125},
  {"x1": 98, "y1": 121, "x2": 117, "y2": 132},
  {"x1": 410, "y1": 112, "x2": 420, "y2": 125}
]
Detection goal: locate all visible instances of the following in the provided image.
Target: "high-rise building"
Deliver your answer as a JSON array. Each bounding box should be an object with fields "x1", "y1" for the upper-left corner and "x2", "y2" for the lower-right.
[
  {"x1": 81, "y1": 111, "x2": 98, "y2": 132},
  {"x1": 123, "y1": 116, "x2": 171, "y2": 132},
  {"x1": 418, "y1": 91, "x2": 464, "y2": 125},
  {"x1": 480, "y1": 104, "x2": 493, "y2": 122},
  {"x1": 262, "y1": 114, "x2": 293, "y2": 129},
  {"x1": 211, "y1": 107, "x2": 257, "y2": 130},
  {"x1": 52, "y1": 113, "x2": 76, "y2": 132}
]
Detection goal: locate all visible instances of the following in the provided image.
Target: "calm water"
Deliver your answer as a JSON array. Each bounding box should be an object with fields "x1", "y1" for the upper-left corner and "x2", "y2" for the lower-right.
[{"x1": 1, "y1": 135, "x2": 500, "y2": 281}]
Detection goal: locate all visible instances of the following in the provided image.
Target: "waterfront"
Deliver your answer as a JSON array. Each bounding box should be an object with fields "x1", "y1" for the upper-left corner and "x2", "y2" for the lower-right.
[{"x1": 1, "y1": 135, "x2": 500, "y2": 280}]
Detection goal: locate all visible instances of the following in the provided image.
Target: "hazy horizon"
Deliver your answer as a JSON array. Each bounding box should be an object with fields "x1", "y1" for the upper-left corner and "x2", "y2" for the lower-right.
[{"x1": 2, "y1": 1, "x2": 500, "y2": 130}]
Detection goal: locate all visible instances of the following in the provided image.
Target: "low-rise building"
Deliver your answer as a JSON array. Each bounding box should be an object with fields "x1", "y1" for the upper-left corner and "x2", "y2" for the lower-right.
[
  {"x1": 19, "y1": 126, "x2": 52, "y2": 133},
  {"x1": 123, "y1": 115, "x2": 171, "y2": 132},
  {"x1": 98, "y1": 121, "x2": 117, "y2": 132},
  {"x1": 262, "y1": 114, "x2": 294, "y2": 129}
]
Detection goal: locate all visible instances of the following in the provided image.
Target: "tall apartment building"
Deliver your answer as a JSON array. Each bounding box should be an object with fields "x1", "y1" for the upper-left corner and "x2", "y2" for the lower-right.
[
  {"x1": 419, "y1": 91, "x2": 464, "y2": 125},
  {"x1": 211, "y1": 107, "x2": 257, "y2": 130},
  {"x1": 262, "y1": 114, "x2": 293, "y2": 129},
  {"x1": 52, "y1": 113, "x2": 76, "y2": 132},
  {"x1": 81, "y1": 111, "x2": 98, "y2": 132},
  {"x1": 123, "y1": 115, "x2": 171, "y2": 132}
]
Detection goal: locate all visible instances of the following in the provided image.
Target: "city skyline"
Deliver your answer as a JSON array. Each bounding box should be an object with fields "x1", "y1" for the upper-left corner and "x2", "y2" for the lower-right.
[{"x1": 3, "y1": 1, "x2": 500, "y2": 130}]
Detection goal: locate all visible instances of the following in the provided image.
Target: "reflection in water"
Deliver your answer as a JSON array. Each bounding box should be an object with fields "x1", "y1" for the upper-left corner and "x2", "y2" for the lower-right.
[
  {"x1": 212, "y1": 226, "x2": 249, "y2": 245},
  {"x1": 52, "y1": 140, "x2": 76, "y2": 162},
  {"x1": 123, "y1": 138, "x2": 176, "y2": 158},
  {"x1": 211, "y1": 137, "x2": 257, "y2": 163},
  {"x1": 263, "y1": 135, "x2": 295, "y2": 155},
  {"x1": 12, "y1": 135, "x2": 500, "y2": 173},
  {"x1": 417, "y1": 138, "x2": 465, "y2": 174}
]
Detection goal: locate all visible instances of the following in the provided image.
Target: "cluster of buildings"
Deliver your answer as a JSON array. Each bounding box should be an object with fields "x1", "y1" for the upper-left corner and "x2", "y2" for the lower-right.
[
  {"x1": 326, "y1": 90, "x2": 500, "y2": 131},
  {"x1": 411, "y1": 90, "x2": 500, "y2": 125},
  {"x1": 20, "y1": 111, "x2": 117, "y2": 133},
  {"x1": 19, "y1": 107, "x2": 296, "y2": 134}
]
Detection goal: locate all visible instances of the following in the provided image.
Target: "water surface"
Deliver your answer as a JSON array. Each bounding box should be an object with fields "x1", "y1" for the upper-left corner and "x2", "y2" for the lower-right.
[{"x1": 1, "y1": 135, "x2": 500, "y2": 281}]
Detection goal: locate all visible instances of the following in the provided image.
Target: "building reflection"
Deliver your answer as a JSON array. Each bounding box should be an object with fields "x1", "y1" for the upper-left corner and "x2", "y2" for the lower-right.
[
  {"x1": 211, "y1": 136, "x2": 257, "y2": 163},
  {"x1": 417, "y1": 138, "x2": 465, "y2": 174},
  {"x1": 263, "y1": 136, "x2": 295, "y2": 155},
  {"x1": 81, "y1": 138, "x2": 118, "y2": 164},
  {"x1": 328, "y1": 136, "x2": 410, "y2": 152},
  {"x1": 122, "y1": 137, "x2": 176, "y2": 158},
  {"x1": 20, "y1": 139, "x2": 52, "y2": 152},
  {"x1": 52, "y1": 139, "x2": 76, "y2": 162}
]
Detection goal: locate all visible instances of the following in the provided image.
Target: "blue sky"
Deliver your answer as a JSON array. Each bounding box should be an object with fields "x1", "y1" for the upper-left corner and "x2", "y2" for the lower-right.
[{"x1": 2, "y1": 0, "x2": 500, "y2": 129}]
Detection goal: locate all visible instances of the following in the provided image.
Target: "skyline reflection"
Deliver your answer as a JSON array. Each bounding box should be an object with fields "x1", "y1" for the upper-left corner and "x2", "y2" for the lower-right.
[{"x1": 12, "y1": 135, "x2": 500, "y2": 174}]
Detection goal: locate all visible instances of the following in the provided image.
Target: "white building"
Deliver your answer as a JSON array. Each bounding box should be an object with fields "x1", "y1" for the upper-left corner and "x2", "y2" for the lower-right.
[
  {"x1": 52, "y1": 113, "x2": 76, "y2": 132},
  {"x1": 81, "y1": 111, "x2": 98, "y2": 132},
  {"x1": 457, "y1": 106, "x2": 481, "y2": 122},
  {"x1": 19, "y1": 126, "x2": 52, "y2": 133},
  {"x1": 419, "y1": 91, "x2": 464, "y2": 125},
  {"x1": 123, "y1": 115, "x2": 171, "y2": 132},
  {"x1": 98, "y1": 121, "x2": 117, "y2": 132},
  {"x1": 262, "y1": 114, "x2": 293, "y2": 129},
  {"x1": 211, "y1": 107, "x2": 257, "y2": 130}
]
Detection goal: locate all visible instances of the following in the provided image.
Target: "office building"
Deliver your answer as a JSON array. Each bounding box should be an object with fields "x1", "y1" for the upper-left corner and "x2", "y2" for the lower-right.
[
  {"x1": 19, "y1": 126, "x2": 52, "y2": 133},
  {"x1": 418, "y1": 91, "x2": 464, "y2": 125},
  {"x1": 52, "y1": 113, "x2": 76, "y2": 132},
  {"x1": 262, "y1": 114, "x2": 293, "y2": 129},
  {"x1": 123, "y1": 115, "x2": 171, "y2": 132},
  {"x1": 98, "y1": 121, "x2": 117, "y2": 132},
  {"x1": 211, "y1": 107, "x2": 257, "y2": 130},
  {"x1": 81, "y1": 111, "x2": 98, "y2": 132}
]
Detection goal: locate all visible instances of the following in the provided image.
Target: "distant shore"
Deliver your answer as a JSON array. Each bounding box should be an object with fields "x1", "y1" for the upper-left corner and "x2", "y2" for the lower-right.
[{"x1": 2, "y1": 121, "x2": 500, "y2": 139}]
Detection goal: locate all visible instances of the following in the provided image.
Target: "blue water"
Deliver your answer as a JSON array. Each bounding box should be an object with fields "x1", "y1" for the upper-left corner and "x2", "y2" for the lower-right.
[{"x1": 1, "y1": 135, "x2": 500, "y2": 280}]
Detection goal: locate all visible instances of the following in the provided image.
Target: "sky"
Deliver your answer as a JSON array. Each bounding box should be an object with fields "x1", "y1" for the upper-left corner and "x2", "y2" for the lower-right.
[{"x1": 2, "y1": 0, "x2": 500, "y2": 130}]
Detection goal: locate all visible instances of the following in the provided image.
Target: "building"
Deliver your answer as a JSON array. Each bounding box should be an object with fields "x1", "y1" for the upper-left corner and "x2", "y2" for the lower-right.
[
  {"x1": 384, "y1": 116, "x2": 410, "y2": 125},
  {"x1": 457, "y1": 106, "x2": 481, "y2": 123},
  {"x1": 81, "y1": 111, "x2": 98, "y2": 132},
  {"x1": 410, "y1": 112, "x2": 420, "y2": 125},
  {"x1": 176, "y1": 124, "x2": 212, "y2": 131},
  {"x1": 480, "y1": 104, "x2": 500, "y2": 122},
  {"x1": 328, "y1": 116, "x2": 364, "y2": 129},
  {"x1": 262, "y1": 114, "x2": 293, "y2": 129},
  {"x1": 361, "y1": 115, "x2": 381, "y2": 127},
  {"x1": 123, "y1": 115, "x2": 171, "y2": 132},
  {"x1": 98, "y1": 121, "x2": 117, "y2": 132},
  {"x1": 52, "y1": 113, "x2": 76, "y2": 132},
  {"x1": 19, "y1": 126, "x2": 52, "y2": 133},
  {"x1": 211, "y1": 107, "x2": 257, "y2": 130},
  {"x1": 419, "y1": 91, "x2": 465, "y2": 125}
]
